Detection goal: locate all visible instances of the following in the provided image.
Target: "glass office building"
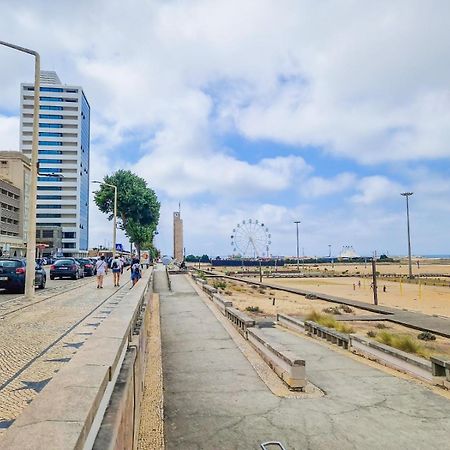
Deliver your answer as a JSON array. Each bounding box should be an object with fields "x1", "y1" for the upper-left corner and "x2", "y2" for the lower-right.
[{"x1": 20, "y1": 71, "x2": 90, "y2": 256}]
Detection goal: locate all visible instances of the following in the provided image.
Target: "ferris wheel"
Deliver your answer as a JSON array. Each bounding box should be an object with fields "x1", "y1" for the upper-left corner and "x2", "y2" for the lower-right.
[{"x1": 231, "y1": 219, "x2": 271, "y2": 258}]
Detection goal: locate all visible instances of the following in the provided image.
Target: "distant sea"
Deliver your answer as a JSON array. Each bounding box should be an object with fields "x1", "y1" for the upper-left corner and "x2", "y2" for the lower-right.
[{"x1": 419, "y1": 254, "x2": 450, "y2": 259}]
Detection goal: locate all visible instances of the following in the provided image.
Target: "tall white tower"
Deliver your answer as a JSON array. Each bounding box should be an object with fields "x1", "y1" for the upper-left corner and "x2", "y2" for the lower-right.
[{"x1": 20, "y1": 71, "x2": 90, "y2": 257}]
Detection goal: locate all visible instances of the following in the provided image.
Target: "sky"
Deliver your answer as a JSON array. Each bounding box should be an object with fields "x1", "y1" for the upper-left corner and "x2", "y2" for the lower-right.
[{"x1": 1, "y1": 0, "x2": 450, "y2": 258}]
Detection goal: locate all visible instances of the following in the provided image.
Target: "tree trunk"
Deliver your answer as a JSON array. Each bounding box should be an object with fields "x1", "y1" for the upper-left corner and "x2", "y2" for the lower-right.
[{"x1": 135, "y1": 242, "x2": 141, "y2": 259}]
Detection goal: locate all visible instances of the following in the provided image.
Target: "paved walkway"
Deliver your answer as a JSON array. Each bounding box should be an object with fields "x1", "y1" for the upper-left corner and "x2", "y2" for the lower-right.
[
  {"x1": 158, "y1": 272, "x2": 450, "y2": 449},
  {"x1": 219, "y1": 274, "x2": 450, "y2": 337}
]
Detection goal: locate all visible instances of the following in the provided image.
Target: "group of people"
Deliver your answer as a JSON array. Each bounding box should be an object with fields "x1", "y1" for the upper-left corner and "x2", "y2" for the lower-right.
[{"x1": 95, "y1": 254, "x2": 143, "y2": 289}]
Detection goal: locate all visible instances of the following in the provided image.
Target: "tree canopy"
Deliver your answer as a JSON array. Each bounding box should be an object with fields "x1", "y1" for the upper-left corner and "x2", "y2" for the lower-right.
[{"x1": 94, "y1": 170, "x2": 160, "y2": 255}]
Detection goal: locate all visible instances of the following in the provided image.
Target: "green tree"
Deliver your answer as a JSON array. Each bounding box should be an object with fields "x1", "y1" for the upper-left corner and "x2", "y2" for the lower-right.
[{"x1": 94, "y1": 170, "x2": 160, "y2": 255}]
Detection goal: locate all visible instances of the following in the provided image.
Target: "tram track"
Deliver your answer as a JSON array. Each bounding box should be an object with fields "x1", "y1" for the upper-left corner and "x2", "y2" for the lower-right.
[
  {"x1": 0, "y1": 276, "x2": 95, "y2": 319},
  {"x1": 0, "y1": 278, "x2": 130, "y2": 393}
]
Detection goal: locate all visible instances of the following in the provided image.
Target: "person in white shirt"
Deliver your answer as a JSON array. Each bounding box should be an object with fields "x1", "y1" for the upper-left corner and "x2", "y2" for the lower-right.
[{"x1": 95, "y1": 255, "x2": 108, "y2": 289}]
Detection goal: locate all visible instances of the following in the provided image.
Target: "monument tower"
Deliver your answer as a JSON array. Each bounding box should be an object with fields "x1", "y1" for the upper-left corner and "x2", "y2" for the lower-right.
[{"x1": 173, "y1": 205, "x2": 183, "y2": 262}]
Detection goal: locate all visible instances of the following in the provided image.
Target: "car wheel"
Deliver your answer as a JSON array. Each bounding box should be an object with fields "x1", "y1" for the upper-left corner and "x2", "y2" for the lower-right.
[{"x1": 50, "y1": 276, "x2": 55, "y2": 280}]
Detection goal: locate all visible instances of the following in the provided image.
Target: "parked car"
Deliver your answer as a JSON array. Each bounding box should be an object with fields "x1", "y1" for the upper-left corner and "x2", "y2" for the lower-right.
[
  {"x1": 50, "y1": 258, "x2": 84, "y2": 280},
  {"x1": 76, "y1": 258, "x2": 95, "y2": 276},
  {"x1": 0, "y1": 258, "x2": 46, "y2": 293}
]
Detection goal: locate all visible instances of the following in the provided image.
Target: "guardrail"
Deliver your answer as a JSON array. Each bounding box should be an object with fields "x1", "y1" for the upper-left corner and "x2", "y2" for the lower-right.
[
  {"x1": 0, "y1": 271, "x2": 153, "y2": 450},
  {"x1": 225, "y1": 307, "x2": 255, "y2": 336},
  {"x1": 304, "y1": 320, "x2": 350, "y2": 349}
]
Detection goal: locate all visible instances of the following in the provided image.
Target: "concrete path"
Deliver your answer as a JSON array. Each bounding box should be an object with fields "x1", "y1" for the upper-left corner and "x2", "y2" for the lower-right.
[
  {"x1": 218, "y1": 273, "x2": 450, "y2": 337},
  {"x1": 158, "y1": 272, "x2": 450, "y2": 449}
]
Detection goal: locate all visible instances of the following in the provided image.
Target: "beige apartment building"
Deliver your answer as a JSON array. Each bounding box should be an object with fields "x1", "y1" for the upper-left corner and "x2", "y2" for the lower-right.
[
  {"x1": 173, "y1": 211, "x2": 184, "y2": 262},
  {"x1": 0, "y1": 151, "x2": 31, "y2": 256}
]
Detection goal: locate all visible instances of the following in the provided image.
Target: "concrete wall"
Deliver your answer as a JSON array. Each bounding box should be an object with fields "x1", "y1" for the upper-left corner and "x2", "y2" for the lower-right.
[{"x1": 0, "y1": 271, "x2": 152, "y2": 450}]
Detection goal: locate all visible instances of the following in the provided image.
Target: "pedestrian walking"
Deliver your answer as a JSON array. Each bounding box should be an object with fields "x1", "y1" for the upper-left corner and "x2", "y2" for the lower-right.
[
  {"x1": 95, "y1": 255, "x2": 107, "y2": 289},
  {"x1": 358, "y1": 280, "x2": 361, "y2": 288},
  {"x1": 119, "y1": 254, "x2": 125, "y2": 275},
  {"x1": 353, "y1": 283, "x2": 356, "y2": 290},
  {"x1": 383, "y1": 285, "x2": 387, "y2": 293},
  {"x1": 128, "y1": 258, "x2": 141, "y2": 287},
  {"x1": 111, "y1": 254, "x2": 121, "y2": 287}
]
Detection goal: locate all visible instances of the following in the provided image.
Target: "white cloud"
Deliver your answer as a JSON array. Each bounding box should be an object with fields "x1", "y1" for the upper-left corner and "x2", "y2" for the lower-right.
[
  {"x1": 351, "y1": 176, "x2": 403, "y2": 205},
  {"x1": 301, "y1": 172, "x2": 356, "y2": 197},
  {"x1": 1, "y1": 0, "x2": 450, "y2": 255},
  {"x1": 0, "y1": 116, "x2": 20, "y2": 150}
]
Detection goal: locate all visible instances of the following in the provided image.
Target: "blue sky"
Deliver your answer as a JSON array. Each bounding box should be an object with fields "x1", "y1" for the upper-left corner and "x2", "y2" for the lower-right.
[{"x1": 1, "y1": 0, "x2": 450, "y2": 258}]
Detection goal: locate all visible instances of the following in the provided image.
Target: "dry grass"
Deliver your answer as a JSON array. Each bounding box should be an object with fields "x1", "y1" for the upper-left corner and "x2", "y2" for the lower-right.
[
  {"x1": 306, "y1": 310, "x2": 355, "y2": 334},
  {"x1": 376, "y1": 331, "x2": 428, "y2": 357}
]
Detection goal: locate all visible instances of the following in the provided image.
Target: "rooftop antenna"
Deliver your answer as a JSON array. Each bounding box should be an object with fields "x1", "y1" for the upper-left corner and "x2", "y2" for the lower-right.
[{"x1": 178, "y1": 201, "x2": 181, "y2": 214}]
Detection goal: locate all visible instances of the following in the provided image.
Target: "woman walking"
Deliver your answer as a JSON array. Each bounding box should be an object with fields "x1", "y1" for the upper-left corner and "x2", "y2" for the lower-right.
[
  {"x1": 95, "y1": 255, "x2": 107, "y2": 289},
  {"x1": 111, "y1": 254, "x2": 121, "y2": 287},
  {"x1": 129, "y1": 258, "x2": 141, "y2": 287}
]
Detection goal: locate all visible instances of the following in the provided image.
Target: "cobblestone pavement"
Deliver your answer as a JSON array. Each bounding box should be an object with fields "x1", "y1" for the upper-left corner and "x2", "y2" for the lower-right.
[{"x1": 0, "y1": 272, "x2": 132, "y2": 435}]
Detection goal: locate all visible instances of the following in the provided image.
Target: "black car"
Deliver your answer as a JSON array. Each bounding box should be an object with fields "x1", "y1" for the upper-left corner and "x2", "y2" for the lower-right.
[
  {"x1": 50, "y1": 258, "x2": 84, "y2": 280},
  {"x1": 0, "y1": 258, "x2": 46, "y2": 293},
  {"x1": 76, "y1": 258, "x2": 95, "y2": 276}
]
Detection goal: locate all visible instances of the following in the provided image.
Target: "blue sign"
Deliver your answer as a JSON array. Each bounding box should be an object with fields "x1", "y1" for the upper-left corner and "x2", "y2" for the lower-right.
[{"x1": 115, "y1": 243, "x2": 123, "y2": 252}]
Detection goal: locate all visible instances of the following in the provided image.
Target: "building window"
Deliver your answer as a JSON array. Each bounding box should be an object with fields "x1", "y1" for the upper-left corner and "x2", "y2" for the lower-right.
[
  {"x1": 40, "y1": 97, "x2": 63, "y2": 102},
  {"x1": 42, "y1": 229, "x2": 54, "y2": 238},
  {"x1": 38, "y1": 159, "x2": 63, "y2": 164},
  {"x1": 36, "y1": 213, "x2": 61, "y2": 218},
  {"x1": 63, "y1": 242, "x2": 76, "y2": 249},
  {"x1": 39, "y1": 123, "x2": 63, "y2": 128},
  {"x1": 40, "y1": 87, "x2": 63, "y2": 92},
  {"x1": 37, "y1": 186, "x2": 62, "y2": 191},
  {"x1": 39, "y1": 150, "x2": 62, "y2": 155},
  {"x1": 37, "y1": 195, "x2": 62, "y2": 200},
  {"x1": 39, "y1": 167, "x2": 62, "y2": 173},
  {"x1": 39, "y1": 114, "x2": 63, "y2": 119},
  {"x1": 63, "y1": 232, "x2": 76, "y2": 239},
  {"x1": 38, "y1": 176, "x2": 61, "y2": 182},
  {"x1": 39, "y1": 132, "x2": 63, "y2": 137},
  {"x1": 40, "y1": 106, "x2": 63, "y2": 111},
  {"x1": 39, "y1": 141, "x2": 62, "y2": 146},
  {"x1": 37, "y1": 204, "x2": 61, "y2": 209}
]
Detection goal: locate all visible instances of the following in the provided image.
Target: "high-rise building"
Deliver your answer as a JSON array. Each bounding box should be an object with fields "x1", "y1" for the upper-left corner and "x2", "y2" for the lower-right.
[
  {"x1": 173, "y1": 210, "x2": 184, "y2": 262},
  {"x1": 20, "y1": 71, "x2": 90, "y2": 257}
]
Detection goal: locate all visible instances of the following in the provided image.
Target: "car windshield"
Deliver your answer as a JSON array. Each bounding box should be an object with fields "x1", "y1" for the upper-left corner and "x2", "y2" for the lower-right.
[
  {"x1": 78, "y1": 259, "x2": 90, "y2": 264},
  {"x1": 55, "y1": 260, "x2": 74, "y2": 266},
  {"x1": 0, "y1": 260, "x2": 21, "y2": 268}
]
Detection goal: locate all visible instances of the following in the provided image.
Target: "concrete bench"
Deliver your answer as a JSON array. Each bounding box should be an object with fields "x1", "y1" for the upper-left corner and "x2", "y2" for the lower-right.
[
  {"x1": 304, "y1": 320, "x2": 350, "y2": 349},
  {"x1": 212, "y1": 293, "x2": 233, "y2": 315},
  {"x1": 351, "y1": 335, "x2": 432, "y2": 382},
  {"x1": 225, "y1": 307, "x2": 255, "y2": 336},
  {"x1": 247, "y1": 328, "x2": 306, "y2": 390},
  {"x1": 430, "y1": 356, "x2": 450, "y2": 387},
  {"x1": 277, "y1": 314, "x2": 305, "y2": 334}
]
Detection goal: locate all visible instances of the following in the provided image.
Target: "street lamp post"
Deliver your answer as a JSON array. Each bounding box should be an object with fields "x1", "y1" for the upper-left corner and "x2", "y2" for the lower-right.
[
  {"x1": 93, "y1": 181, "x2": 117, "y2": 255},
  {"x1": 401, "y1": 192, "x2": 414, "y2": 279},
  {"x1": 294, "y1": 221, "x2": 301, "y2": 272},
  {"x1": 0, "y1": 40, "x2": 40, "y2": 299}
]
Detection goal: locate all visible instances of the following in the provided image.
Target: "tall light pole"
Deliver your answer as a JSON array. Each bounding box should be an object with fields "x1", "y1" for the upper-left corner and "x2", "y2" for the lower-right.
[
  {"x1": 93, "y1": 181, "x2": 117, "y2": 255},
  {"x1": 294, "y1": 220, "x2": 301, "y2": 272},
  {"x1": 1, "y1": 41, "x2": 40, "y2": 299},
  {"x1": 401, "y1": 192, "x2": 414, "y2": 279}
]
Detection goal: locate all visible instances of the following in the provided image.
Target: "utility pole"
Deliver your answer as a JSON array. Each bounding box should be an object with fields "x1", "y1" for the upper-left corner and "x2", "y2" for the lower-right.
[
  {"x1": 372, "y1": 255, "x2": 378, "y2": 305},
  {"x1": 259, "y1": 259, "x2": 263, "y2": 282},
  {"x1": 294, "y1": 220, "x2": 300, "y2": 272},
  {"x1": 0, "y1": 40, "x2": 40, "y2": 299},
  {"x1": 401, "y1": 192, "x2": 414, "y2": 279},
  {"x1": 328, "y1": 244, "x2": 331, "y2": 258}
]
